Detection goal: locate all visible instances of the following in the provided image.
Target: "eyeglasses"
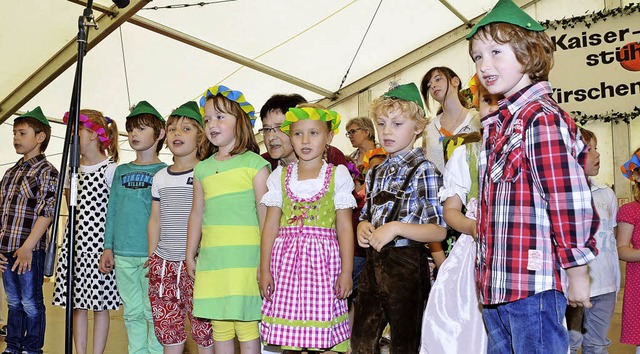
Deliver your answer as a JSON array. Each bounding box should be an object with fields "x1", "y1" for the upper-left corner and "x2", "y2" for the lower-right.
[
  {"x1": 258, "y1": 126, "x2": 282, "y2": 135},
  {"x1": 345, "y1": 128, "x2": 362, "y2": 137}
]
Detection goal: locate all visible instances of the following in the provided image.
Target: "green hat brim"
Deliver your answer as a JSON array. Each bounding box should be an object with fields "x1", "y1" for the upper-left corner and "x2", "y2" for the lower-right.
[
  {"x1": 382, "y1": 83, "x2": 425, "y2": 113},
  {"x1": 127, "y1": 100, "x2": 165, "y2": 123},
  {"x1": 466, "y1": 0, "x2": 545, "y2": 39},
  {"x1": 171, "y1": 101, "x2": 203, "y2": 127},
  {"x1": 16, "y1": 106, "x2": 50, "y2": 127}
]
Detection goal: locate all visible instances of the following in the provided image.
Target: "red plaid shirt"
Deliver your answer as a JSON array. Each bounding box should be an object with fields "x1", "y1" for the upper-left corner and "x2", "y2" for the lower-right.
[{"x1": 476, "y1": 82, "x2": 598, "y2": 305}]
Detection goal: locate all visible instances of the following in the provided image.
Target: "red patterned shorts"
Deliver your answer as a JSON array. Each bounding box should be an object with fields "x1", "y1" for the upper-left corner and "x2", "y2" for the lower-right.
[{"x1": 148, "y1": 253, "x2": 213, "y2": 347}]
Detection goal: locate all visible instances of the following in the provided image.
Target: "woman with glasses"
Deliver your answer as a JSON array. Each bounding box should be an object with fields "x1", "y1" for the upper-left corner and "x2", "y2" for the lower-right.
[{"x1": 345, "y1": 117, "x2": 377, "y2": 167}]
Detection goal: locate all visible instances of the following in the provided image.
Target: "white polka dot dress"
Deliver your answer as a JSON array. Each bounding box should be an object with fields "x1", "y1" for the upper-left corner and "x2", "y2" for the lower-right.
[
  {"x1": 618, "y1": 200, "x2": 640, "y2": 345},
  {"x1": 53, "y1": 160, "x2": 121, "y2": 311}
]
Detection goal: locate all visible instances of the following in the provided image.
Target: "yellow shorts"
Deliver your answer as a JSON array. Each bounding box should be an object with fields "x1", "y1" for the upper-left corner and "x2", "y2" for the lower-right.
[{"x1": 211, "y1": 320, "x2": 259, "y2": 342}]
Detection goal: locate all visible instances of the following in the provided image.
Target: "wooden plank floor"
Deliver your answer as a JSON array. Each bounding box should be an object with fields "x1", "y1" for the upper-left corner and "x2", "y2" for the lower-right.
[{"x1": 0, "y1": 281, "x2": 636, "y2": 353}]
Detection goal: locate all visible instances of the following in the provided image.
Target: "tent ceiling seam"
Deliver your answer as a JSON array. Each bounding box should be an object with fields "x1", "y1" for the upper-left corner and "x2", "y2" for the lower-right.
[
  {"x1": 439, "y1": 0, "x2": 470, "y2": 24},
  {"x1": 336, "y1": 0, "x2": 383, "y2": 93},
  {"x1": 210, "y1": 0, "x2": 360, "y2": 98},
  {"x1": 318, "y1": 0, "x2": 542, "y2": 108},
  {"x1": 0, "y1": 0, "x2": 150, "y2": 123},
  {"x1": 68, "y1": 0, "x2": 335, "y2": 98},
  {"x1": 118, "y1": 27, "x2": 132, "y2": 108}
]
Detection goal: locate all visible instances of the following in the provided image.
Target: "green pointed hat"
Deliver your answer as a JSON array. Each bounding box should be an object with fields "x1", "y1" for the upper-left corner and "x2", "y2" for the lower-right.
[
  {"x1": 466, "y1": 0, "x2": 545, "y2": 39},
  {"x1": 16, "y1": 106, "x2": 50, "y2": 127},
  {"x1": 382, "y1": 83, "x2": 425, "y2": 112},
  {"x1": 127, "y1": 100, "x2": 165, "y2": 123},
  {"x1": 170, "y1": 101, "x2": 203, "y2": 127}
]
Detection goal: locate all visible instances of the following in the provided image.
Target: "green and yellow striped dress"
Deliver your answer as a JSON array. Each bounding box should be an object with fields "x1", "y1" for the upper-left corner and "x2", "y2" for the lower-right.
[{"x1": 192, "y1": 151, "x2": 269, "y2": 320}]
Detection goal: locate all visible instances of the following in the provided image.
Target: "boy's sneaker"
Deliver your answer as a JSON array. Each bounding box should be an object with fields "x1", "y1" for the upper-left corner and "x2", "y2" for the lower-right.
[{"x1": 0, "y1": 325, "x2": 7, "y2": 336}]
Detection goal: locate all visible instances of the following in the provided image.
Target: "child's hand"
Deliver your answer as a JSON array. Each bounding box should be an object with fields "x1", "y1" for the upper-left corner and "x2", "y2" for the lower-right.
[
  {"x1": 566, "y1": 265, "x2": 592, "y2": 308},
  {"x1": 99, "y1": 249, "x2": 114, "y2": 274},
  {"x1": 335, "y1": 272, "x2": 353, "y2": 300},
  {"x1": 186, "y1": 257, "x2": 197, "y2": 280},
  {"x1": 0, "y1": 253, "x2": 7, "y2": 272},
  {"x1": 12, "y1": 246, "x2": 33, "y2": 275},
  {"x1": 357, "y1": 221, "x2": 375, "y2": 248},
  {"x1": 259, "y1": 268, "x2": 274, "y2": 302},
  {"x1": 368, "y1": 222, "x2": 399, "y2": 252}
]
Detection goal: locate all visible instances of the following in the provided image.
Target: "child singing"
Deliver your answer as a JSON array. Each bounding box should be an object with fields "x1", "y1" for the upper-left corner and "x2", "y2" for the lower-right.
[{"x1": 186, "y1": 85, "x2": 270, "y2": 354}]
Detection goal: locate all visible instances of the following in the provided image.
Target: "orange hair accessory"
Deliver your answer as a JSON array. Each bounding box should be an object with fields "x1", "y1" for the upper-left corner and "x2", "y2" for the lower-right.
[
  {"x1": 363, "y1": 147, "x2": 387, "y2": 170},
  {"x1": 467, "y1": 74, "x2": 480, "y2": 108}
]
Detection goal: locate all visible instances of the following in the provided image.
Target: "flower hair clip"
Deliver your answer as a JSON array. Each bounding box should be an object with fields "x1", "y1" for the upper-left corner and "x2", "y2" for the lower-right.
[{"x1": 63, "y1": 112, "x2": 112, "y2": 149}]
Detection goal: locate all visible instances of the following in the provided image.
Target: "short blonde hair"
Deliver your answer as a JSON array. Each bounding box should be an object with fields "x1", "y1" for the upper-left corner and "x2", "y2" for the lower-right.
[{"x1": 370, "y1": 97, "x2": 429, "y2": 152}]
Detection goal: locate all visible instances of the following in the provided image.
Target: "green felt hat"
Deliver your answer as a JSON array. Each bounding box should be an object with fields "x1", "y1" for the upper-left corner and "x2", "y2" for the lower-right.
[
  {"x1": 466, "y1": 0, "x2": 545, "y2": 39},
  {"x1": 170, "y1": 101, "x2": 203, "y2": 127},
  {"x1": 16, "y1": 106, "x2": 50, "y2": 127},
  {"x1": 382, "y1": 83, "x2": 425, "y2": 112},
  {"x1": 127, "y1": 100, "x2": 165, "y2": 123}
]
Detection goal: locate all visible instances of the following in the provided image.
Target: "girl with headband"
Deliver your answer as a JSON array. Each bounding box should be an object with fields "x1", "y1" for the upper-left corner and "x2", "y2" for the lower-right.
[
  {"x1": 259, "y1": 103, "x2": 355, "y2": 353},
  {"x1": 186, "y1": 85, "x2": 270, "y2": 354},
  {"x1": 53, "y1": 109, "x2": 121, "y2": 354}
]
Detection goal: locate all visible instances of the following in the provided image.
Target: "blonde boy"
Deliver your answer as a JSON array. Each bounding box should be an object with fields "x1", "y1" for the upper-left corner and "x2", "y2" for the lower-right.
[
  {"x1": 467, "y1": 0, "x2": 598, "y2": 352},
  {"x1": 352, "y1": 83, "x2": 446, "y2": 353}
]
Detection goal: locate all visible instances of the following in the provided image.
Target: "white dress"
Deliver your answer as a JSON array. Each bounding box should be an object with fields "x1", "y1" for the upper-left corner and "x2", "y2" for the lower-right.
[
  {"x1": 53, "y1": 160, "x2": 121, "y2": 310},
  {"x1": 424, "y1": 109, "x2": 481, "y2": 173},
  {"x1": 420, "y1": 145, "x2": 487, "y2": 354}
]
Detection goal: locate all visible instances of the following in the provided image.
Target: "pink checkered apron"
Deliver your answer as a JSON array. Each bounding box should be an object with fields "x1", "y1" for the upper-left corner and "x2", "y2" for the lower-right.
[{"x1": 260, "y1": 164, "x2": 350, "y2": 349}]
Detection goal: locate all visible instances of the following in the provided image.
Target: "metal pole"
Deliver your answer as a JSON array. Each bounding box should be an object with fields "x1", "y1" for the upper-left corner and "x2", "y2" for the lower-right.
[{"x1": 43, "y1": 2, "x2": 97, "y2": 352}]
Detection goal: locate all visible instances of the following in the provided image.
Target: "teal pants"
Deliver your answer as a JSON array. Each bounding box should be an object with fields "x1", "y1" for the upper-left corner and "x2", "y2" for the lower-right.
[{"x1": 114, "y1": 255, "x2": 163, "y2": 354}]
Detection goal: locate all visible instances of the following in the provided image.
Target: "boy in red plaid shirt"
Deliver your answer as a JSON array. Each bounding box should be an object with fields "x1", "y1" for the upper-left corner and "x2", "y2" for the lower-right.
[{"x1": 467, "y1": 0, "x2": 599, "y2": 352}]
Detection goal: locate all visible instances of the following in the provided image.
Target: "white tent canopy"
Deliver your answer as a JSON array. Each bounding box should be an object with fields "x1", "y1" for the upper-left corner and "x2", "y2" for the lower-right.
[{"x1": 0, "y1": 0, "x2": 634, "y2": 178}]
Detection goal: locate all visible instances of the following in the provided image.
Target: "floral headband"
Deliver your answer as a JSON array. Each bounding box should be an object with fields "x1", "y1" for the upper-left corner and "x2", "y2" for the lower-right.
[
  {"x1": 621, "y1": 150, "x2": 640, "y2": 180},
  {"x1": 281, "y1": 107, "x2": 341, "y2": 135},
  {"x1": 199, "y1": 85, "x2": 256, "y2": 127},
  {"x1": 63, "y1": 112, "x2": 112, "y2": 149}
]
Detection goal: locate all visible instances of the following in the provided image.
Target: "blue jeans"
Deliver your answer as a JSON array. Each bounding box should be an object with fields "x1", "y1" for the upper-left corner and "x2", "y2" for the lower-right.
[
  {"x1": 2, "y1": 250, "x2": 46, "y2": 354},
  {"x1": 567, "y1": 291, "x2": 616, "y2": 354},
  {"x1": 482, "y1": 290, "x2": 568, "y2": 354},
  {"x1": 352, "y1": 256, "x2": 366, "y2": 290}
]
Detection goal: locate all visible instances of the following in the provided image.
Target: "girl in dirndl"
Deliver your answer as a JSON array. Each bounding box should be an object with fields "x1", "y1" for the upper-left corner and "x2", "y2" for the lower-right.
[
  {"x1": 420, "y1": 77, "x2": 499, "y2": 354},
  {"x1": 259, "y1": 104, "x2": 355, "y2": 353}
]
